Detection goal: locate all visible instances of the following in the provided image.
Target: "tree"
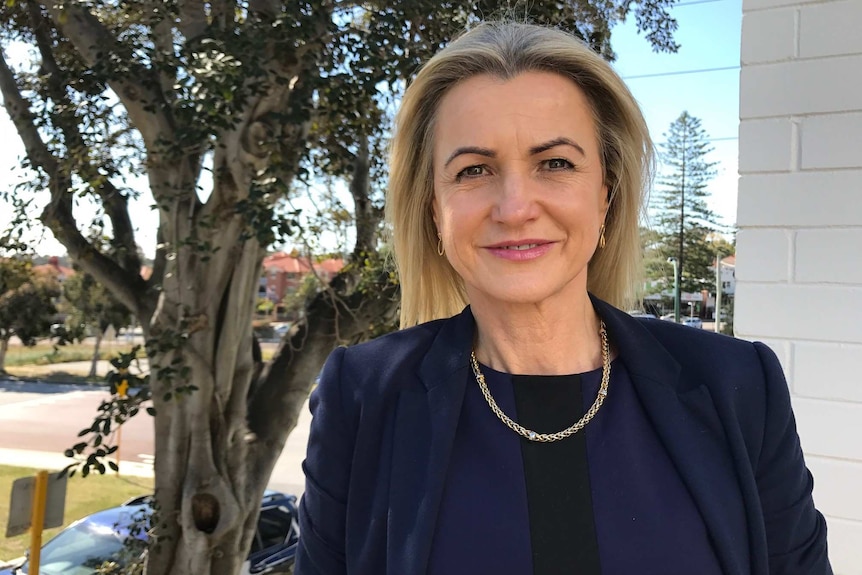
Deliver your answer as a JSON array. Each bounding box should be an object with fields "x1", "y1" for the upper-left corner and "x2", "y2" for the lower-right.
[
  {"x1": 0, "y1": 2, "x2": 679, "y2": 573},
  {"x1": 62, "y1": 270, "x2": 133, "y2": 377},
  {"x1": 650, "y1": 111, "x2": 726, "y2": 294},
  {"x1": 0, "y1": 258, "x2": 58, "y2": 372}
]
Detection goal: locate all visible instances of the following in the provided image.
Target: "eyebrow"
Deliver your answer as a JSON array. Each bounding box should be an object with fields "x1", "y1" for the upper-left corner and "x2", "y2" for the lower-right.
[
  {"x1": 529, "y1": 137, "x2": 586, "y2": 157},
  {"x1": 443, "y1": 137, "x2": 586, "y2": 168},
  {"x1": 444, "y1": 146, "x2": 496, "y2": 168}
]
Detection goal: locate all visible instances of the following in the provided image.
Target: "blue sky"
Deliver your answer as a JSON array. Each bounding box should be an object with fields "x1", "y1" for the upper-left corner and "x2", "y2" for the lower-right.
[
  {"x1": 611, "y1": 0, "x2": 742, "y2": 229},
  {"x1": 0, "y1": 0, "x2": 742, "y2": 255}
]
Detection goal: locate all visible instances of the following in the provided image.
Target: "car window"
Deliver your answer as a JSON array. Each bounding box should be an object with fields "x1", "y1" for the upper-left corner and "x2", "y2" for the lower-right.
[{"x1": 29, "y1": 523, "x2": 126, "y2": 575}]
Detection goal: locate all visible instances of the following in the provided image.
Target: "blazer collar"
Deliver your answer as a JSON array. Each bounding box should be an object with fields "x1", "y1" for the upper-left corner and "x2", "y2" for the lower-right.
[
  {"x1": 591, "y1": 295, "x2": 751, "y2": 574},
  {"x1": 389, "y1": 298, "x2": 749, "y2": 575}
]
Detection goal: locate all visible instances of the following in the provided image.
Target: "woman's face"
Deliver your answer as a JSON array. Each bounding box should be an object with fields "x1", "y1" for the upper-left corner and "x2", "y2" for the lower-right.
[{"x1": 432, "y1": 71, "x2": 608, "y2": 310}]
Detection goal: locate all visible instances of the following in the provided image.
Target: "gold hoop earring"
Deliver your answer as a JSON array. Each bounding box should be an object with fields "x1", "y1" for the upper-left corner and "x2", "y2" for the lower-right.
[
  {"x1": 437, "y1": 233, "x2": 445, "y2": 256},
  {"x1": 599, "y1": 224, "x2": 606, "y2": 249}
]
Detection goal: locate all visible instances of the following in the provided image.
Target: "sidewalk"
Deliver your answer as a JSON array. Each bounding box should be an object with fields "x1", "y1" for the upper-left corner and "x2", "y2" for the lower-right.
[{"x1": 0, "y1": 447, "x2": 154, "y2": 478}]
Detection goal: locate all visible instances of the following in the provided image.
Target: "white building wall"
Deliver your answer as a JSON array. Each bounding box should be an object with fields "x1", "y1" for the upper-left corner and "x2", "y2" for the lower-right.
[{"x1": 737, "y1": 1, "x2": 862, "y2": 573}]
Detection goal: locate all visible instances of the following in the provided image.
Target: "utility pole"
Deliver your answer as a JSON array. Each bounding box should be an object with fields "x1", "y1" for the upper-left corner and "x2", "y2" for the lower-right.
[
  {"x1": 668, "y1": 257, "x2": 680, "y2": 323},
  {"x1": 715, "y1": 253, "x2": 722, "y2": 333}
]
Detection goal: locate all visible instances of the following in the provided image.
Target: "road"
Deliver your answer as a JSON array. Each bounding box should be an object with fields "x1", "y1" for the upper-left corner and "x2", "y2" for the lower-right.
[{"x1": 0, "y1": 378, "x2": 309, "y2": 496}]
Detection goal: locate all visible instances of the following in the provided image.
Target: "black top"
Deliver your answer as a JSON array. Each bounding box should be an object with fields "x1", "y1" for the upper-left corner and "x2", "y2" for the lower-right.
[{"x1": 427, "y1": 359, "x2": 723, "y2": 575}]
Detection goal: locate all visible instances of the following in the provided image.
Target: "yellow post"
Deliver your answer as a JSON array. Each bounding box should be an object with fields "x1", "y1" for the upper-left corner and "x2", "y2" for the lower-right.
[
  {"x1": 29, "y1": 470, "x2": 48, "y2": 574},
  {"x1": 115, "y1": 375, "x2": 129, "y2": 476}
]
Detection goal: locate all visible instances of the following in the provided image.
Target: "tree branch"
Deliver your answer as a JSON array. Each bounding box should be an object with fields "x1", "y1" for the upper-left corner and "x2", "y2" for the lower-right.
[
  {"x1": 176, "y1": 0, "x2": 208, "y2": 42},
  {"x1": 41, "y1": 189, "x2": 152, "y2": 319},
  {"x1": 43, "y1": 1, "x2": 174, "y2": 151},
  {"x1": 0, "y1": 47, "x2": 58, "y2": 175},
  {"x1": 246, "y1": 267, "x2": 398, "y2": 484},
  {"x1": 0, "y1": 46, "x2": 152, "y2": 319},
  {"x1": 26, "y1": 1, "x2": 142, "y2": 276},
  {"x1": 247, "y1": 0, "x2": 281, "y2": 19}
]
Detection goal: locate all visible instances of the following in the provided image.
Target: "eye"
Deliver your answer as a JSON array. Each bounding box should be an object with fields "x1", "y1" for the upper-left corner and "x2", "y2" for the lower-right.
[
  {"x1": 543, "y1": 158, "x2": 575, "y2": 171},
  {"x1": 456, "y1": 165, "x2": 487, "y2": 179}
]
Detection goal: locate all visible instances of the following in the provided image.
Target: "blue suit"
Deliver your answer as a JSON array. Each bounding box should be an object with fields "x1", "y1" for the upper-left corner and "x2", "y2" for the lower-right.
[{"x1": 295, "y1": 297, "x2": 831, "y2": 574}]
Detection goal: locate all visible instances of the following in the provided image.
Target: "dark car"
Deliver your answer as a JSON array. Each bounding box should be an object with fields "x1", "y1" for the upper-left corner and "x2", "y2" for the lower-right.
[{"x1": 1, "y1": 490, "x2": 298, "y2": 575}]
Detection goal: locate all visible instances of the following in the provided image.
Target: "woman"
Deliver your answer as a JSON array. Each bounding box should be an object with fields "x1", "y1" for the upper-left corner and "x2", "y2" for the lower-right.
[{"x1": 295, "y1": 22, "x2": 831, "y2": 575}]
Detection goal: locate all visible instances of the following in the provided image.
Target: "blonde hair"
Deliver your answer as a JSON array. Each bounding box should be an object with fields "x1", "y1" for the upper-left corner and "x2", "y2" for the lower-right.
[{"x1": 386, "y1": 21, "x2": 653, "y2": 328}]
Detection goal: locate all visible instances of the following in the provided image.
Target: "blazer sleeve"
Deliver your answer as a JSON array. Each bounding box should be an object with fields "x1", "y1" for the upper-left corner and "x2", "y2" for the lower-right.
[
  {"x1": 753, "y1": 342, "x2": 832, "y2": 574},
  {"x1": 295, "y1": 346, "x2": 353, "y2": 575}
]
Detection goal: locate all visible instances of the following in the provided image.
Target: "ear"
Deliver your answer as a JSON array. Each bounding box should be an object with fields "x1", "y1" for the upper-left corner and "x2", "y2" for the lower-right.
[
  {"x1": 431, "y1": 195, "x2": 440, "y2": 230},
  {"x1": 600, "y1": 183, "x2": 610, "y2": 218}
]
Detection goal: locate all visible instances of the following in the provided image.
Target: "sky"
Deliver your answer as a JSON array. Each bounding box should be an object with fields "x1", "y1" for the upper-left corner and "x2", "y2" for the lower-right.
[
  {"x1": 0, "y1": 0, "x2": 742, "y2": 257},
  {"x1": 610, "y1": 0, "x2": 742, "y2": 229}
]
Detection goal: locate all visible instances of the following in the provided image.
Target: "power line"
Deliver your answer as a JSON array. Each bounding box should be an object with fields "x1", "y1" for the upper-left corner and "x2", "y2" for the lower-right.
[
  {"x1": 622, "y1": 65, "x2": 739, "y2": 80},
  {"x1": 675, "y1": 0, "x2": 729, "y2": 7}
]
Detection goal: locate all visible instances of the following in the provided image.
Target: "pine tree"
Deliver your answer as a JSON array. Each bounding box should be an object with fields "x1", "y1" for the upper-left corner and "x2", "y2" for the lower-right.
[{"x1": 651, "y1": 111, "x2": 722, "y2": 293}]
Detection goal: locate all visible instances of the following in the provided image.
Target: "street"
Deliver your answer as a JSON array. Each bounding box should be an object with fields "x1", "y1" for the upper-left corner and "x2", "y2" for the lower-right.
[{"x1": 0, "y1": 378, "x2": 309, "y2": 496}]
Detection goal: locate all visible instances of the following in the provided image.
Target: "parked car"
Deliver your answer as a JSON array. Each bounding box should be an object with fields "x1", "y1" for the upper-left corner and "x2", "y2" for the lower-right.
[
  {"x1": 682, "y1": 317, "x2": 703, "y2": 329},
  {"x1": 627, "y1": 310, "x2": 657, "y2": 319},
  {"x1": 1, "y1": 490, "x2": 298, "y2": 575}
]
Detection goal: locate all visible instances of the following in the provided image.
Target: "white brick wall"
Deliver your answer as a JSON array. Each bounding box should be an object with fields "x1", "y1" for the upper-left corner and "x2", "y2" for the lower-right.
[{"x1": 738, "y1": 1, "x2": 862, "y2": 573}]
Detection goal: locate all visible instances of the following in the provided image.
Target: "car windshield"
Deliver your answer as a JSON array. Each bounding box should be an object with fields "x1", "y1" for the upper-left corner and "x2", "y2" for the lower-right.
[{"x1": 18, "y1": 519, "x2": 141, "y2": 575}]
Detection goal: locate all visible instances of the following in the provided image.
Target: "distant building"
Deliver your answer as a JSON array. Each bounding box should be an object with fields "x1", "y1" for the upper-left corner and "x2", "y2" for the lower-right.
[
  {"x1": 32, "y1": 256, "x2": 75, "y2": 284},
  {"x1": 260, "y1": 252, "x2": 344, "y2": 303}
]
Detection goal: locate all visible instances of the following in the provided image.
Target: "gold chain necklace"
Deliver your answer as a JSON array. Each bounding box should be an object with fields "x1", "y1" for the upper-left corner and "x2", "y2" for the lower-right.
[{"x1": 469, "y1": 321, "x2": 610, "y2": 443}]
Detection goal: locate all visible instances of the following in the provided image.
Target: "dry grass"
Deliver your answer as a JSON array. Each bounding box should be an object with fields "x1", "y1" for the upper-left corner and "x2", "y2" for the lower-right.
[
  {"x1": 3, "y1": 341, "x2": 139, "y2": 368},
  {"x1": 0, "y1": 465, "x2": 153, "y2": 562}
]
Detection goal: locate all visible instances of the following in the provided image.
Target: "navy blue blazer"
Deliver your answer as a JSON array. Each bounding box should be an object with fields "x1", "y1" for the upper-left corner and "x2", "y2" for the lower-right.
[{"x1": 295, "y1": 297, "x2": 831, "y2": 575}]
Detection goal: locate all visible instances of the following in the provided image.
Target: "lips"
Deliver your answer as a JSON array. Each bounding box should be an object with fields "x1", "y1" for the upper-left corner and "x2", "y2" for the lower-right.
[
  {"x1": 500, "y1": 243, "x2": 540, "y2": 251},
  {"x1": 485, "y1": 240, "x2": 554, "y2": 261}
]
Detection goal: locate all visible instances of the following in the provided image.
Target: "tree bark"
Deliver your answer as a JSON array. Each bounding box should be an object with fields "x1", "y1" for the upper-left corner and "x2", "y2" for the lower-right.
[
  {"x1": 0, "y1": 337, "x2": 8, "y2": 374},
  {"x1": 88, "y1": 331, "x2": 103, "y2": 379},
  {"x1": 350, "y1": 131, "x2": 376, "y2": 259}
]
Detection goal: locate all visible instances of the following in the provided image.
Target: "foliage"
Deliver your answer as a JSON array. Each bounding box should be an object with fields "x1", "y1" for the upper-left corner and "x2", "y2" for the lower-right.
[
  {"x1": 0, "y1": 258, "x2": 58, "y2": 372},
  {"x1": 649, "y1": 111, "x2": 730, "y2": 294},
  {"x1": 63, "y1": 270, "x2": 132, "y2": 339}
]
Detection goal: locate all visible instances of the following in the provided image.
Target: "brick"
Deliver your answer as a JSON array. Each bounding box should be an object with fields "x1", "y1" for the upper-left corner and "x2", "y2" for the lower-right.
[
  {"x1": 794, "y1": 342, "x2": 862, "y2": 402},
  {"x1": 735, "y1": 228, "x2": 792, "y2": 282},
  {"x1": 740, "y1": 55, "x2": 862, "y2": 118},
  {"x1": 737, "y1": 171, "x2": 862, "y2": 227},
  {"x1": 790, "y1": 397, "x2": 862, "y2": 460},
  {"x1": 800, "y1": 0, "x2": 862, "y2": 58},
  {"x1": 821, "y1": 517, "x2": 862, "y2": 575},
  {"x1": 734, "y1": 284, "x2": 862, "y2": 343},
  {"x1": 738, "y1": 119, "x2": 794, "y2": 173},
  {"x1": 796, "y1": 229, "x2": 862, "y2": 283},
  {"x1": 742, "y1": 9, "x2": 797, "y2": 64},
  {"x1": 801, "y1": 112, "x2": 862, "y2": 169},
  {"x1": 807, "y1": 456, "x2": 862, "y2": 522}
]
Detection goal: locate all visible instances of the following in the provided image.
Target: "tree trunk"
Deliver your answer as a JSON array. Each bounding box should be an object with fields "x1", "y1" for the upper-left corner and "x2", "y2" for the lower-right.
[
  {"x1": 88, "y1": 331, "x2": 103, "y2": 378},
  {"x1": 140, "y1": 238, "x2": 398, "y2": 574},
  {"x1": 0, "y1": 337, "x2": 8, "y2": 373},
  {"x1": 350, "y1": 131, "x2": 377, "y2": 258}
]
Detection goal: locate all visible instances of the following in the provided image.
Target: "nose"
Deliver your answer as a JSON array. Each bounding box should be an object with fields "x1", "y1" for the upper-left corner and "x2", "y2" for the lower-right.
[{"x1": 491, "y1": 171, "x2": 540, "y2": 226}]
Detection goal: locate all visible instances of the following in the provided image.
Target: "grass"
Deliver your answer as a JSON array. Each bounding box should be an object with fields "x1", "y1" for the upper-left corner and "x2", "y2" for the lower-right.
[
  {"x1": 3, "y1": 342, "x2": 139, "y2": 368},
  {"x1": 0, "y1": 465, "x2": 153, "y2": 562}
]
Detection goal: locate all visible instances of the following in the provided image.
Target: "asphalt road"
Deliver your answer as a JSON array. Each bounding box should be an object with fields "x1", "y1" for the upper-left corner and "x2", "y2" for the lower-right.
[{"x1": 0, "y1": 378, "x2": 309, "y2": 496}]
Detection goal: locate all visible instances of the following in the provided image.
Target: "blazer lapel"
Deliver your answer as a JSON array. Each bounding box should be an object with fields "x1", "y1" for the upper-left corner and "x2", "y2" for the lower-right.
[
  {"x1": 593, "y1": 297, "x2": 751, "y2": 575},
  {"x1": 386, "y1": 308, "x2": 474, "y2": 575}
]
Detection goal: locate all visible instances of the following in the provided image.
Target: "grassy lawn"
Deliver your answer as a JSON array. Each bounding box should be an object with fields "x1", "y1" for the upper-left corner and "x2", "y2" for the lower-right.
[
  {"x1": 3, "y1": 342, "x2": 139, "y2": 368},
  {"x1": 0, "y1": 465, "x2": 153, "y2": 562}
]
